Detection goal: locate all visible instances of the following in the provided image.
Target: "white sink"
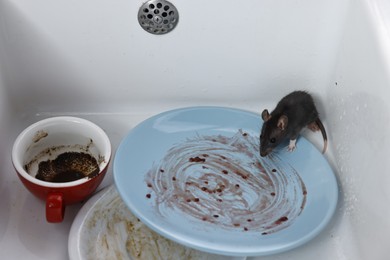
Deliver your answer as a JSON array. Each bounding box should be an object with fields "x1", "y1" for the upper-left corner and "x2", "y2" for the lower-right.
[{"x1": 1, "y1": 0, "x2": 389, "y2": 259}]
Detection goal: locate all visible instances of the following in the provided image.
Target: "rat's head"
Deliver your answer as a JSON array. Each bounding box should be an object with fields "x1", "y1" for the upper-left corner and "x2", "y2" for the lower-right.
[{"x1": 259, "y1": 109, "x2": 288, "y2": 157}]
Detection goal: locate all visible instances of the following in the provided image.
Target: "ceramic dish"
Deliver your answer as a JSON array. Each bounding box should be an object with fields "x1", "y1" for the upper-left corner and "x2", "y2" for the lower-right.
[
  {"x1": 114, "y1": 107, "x2": 338, "y2": 256},
  {"x1": 68, "y1": 185, "x2": 244, "y2": 259}
]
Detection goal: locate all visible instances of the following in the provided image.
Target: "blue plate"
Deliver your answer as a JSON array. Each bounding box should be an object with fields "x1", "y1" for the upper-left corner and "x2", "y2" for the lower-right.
[{"x1": 114, "y1": 106, "x2": 338, "y2": 256}]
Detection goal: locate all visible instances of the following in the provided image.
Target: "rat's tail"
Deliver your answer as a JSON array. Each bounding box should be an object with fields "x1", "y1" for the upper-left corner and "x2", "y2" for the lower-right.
[{"x1": 315, "y1": 118, "x2": 328, "y2": 154}]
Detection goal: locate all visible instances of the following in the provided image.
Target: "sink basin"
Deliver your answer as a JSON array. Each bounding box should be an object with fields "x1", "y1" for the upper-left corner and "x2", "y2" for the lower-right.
[{"x1": 1, "y1": 0, "x2": 390, "y2": 259}]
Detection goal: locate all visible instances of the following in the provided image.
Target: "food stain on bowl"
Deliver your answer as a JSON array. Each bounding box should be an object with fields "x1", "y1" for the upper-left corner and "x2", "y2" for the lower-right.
[
  {"x1": 145, "y1": 130, "x2": 307, "y2": 235},
  {"x1": 32, "y1": 130, "x2": 48, "y2": 143}
]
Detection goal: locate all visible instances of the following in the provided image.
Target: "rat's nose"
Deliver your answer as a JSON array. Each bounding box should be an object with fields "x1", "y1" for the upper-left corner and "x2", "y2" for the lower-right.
[{"x1": 260, "y1": 150, "x2": 268, "y2": 157}]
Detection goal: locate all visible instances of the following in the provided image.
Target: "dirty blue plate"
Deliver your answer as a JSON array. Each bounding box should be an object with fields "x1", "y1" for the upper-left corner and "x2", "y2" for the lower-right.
[{"x1": 114, "y1": 106, "x2": 338, "y2": 257}]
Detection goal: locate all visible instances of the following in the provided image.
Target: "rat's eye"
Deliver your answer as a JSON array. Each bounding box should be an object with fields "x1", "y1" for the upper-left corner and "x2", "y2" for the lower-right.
[
  {"x1": 260, "y1": 134, "x2": 263, "y2": 139},
  {"x1": 270, "y1": 138, "x2": 276, "y2": 143}
]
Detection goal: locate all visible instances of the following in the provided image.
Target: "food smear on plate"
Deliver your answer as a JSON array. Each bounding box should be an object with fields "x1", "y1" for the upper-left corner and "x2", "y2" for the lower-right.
[
  {"x1": 82, "y1": 187, "x2": 218, "y2": 259},
  {"x1": 145, "y1": 130, "x2": 307, "y2": 235}
]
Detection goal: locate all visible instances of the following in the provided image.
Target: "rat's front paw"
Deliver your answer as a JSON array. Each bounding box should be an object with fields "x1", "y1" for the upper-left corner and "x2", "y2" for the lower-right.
[{"x1": 287, "y1": 139, "x2": 297, "y2": 152}]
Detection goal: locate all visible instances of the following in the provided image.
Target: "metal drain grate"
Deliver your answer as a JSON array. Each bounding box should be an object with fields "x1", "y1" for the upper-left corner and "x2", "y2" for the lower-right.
[{"x1": 138, "y1": 0, "x2": 179, "y2": 35}]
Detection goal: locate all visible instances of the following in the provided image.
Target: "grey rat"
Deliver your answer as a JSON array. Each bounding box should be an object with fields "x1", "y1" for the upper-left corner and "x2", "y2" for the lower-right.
[{"x1": 259, "y1": 90, "x2": 327, "y2": 157}]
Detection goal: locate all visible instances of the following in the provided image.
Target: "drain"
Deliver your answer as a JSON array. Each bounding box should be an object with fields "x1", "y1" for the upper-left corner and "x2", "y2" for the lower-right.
[{"x1": 138, "y1": 0, "x2": 179, "y2": 35}]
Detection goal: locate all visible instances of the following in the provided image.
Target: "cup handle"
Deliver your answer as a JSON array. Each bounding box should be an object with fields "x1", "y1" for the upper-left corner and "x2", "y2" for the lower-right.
[{"x1": 46, "y1": 192, "x2": 65, "y2": 223}]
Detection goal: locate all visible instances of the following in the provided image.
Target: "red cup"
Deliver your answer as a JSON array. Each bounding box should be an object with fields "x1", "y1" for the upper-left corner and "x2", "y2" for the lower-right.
[{"x1": 12, "y1": 117, "x2": 111, "y2": 223}]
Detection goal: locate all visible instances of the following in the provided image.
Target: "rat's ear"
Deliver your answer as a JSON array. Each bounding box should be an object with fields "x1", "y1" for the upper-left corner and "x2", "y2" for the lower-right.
[
  {"x1": 277, "y1": 115, "x2": 288, "y2": 130},
  {"x1": 261, "y1": 109, "x2": 271, "y2": 122}
]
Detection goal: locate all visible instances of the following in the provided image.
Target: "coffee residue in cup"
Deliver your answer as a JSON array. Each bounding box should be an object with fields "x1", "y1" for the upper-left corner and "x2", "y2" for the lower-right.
[{"x1": 35, "y1": 152, "x2": 100, "y2": 183}]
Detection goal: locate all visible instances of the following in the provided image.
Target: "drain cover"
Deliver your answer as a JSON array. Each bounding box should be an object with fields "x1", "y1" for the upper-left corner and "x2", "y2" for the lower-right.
[{"x1": 138, "y1": 0, "x2": 179, "y2": 35}]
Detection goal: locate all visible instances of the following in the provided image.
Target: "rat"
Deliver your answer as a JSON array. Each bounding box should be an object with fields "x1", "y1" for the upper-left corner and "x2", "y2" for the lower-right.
[{"x1": 259, "y1": 90, "x2": 327, "y2": 157}]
